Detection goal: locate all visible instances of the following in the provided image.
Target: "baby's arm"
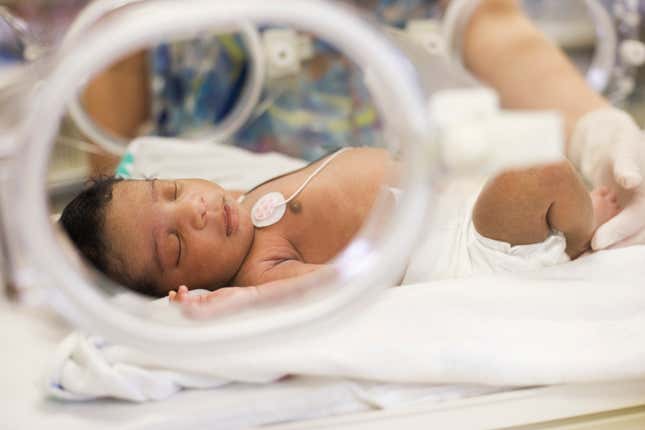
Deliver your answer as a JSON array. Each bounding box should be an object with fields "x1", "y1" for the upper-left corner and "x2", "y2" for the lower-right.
[
  {"x1": 169, "y1": 233, "x2": 329, "y2": 317},
  {"x1": 169, "y1": 263, "x2": 328, "y2": 319},
  {"x1": 473, "y1": 161, "x2": 614, "y2": 259}
]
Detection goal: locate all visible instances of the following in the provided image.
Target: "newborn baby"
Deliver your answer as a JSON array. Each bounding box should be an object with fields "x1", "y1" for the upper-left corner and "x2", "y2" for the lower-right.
[{"x1": 60, "y1": 147, "x2": 620, "y2": 300}]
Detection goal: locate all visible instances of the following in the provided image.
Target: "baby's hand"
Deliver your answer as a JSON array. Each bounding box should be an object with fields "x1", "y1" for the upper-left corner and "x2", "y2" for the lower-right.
[
  {"x1": 180, "y1": 286, "x2": 259, "y2": 320},
  {"x1": 173, "y1": 275, "x2": 315, "y2": 319},
  {"x1": 168, "y1": 285, "x2": 257, "y2": 319}
]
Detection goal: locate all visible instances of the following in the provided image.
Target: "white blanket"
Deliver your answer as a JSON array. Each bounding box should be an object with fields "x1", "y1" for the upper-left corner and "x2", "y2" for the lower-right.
[{"x1": 47, "y1": 245, "x2": 644, "y2": 401}]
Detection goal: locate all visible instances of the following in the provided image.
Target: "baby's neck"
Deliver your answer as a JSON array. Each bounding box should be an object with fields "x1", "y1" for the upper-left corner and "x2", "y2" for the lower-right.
[{"x1": 229, "y1": 189, "x2": 246, "y2": 201}]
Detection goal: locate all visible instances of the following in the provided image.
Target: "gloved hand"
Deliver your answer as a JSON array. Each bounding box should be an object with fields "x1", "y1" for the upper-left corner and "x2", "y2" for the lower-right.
[{"x1": 569, "y1": 107, "x2": 645, "y2": 250}]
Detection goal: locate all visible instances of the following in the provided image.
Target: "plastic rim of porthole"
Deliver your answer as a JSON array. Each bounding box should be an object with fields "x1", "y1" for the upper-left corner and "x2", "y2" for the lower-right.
[{"x1": 14, "y1": 0, "x2": 435, "y2": 355}]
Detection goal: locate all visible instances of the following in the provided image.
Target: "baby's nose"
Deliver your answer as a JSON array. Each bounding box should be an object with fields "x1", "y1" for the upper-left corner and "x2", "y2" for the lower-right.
[{"x1": 180, "y1": 195, "x2": 207, "y2": 230}]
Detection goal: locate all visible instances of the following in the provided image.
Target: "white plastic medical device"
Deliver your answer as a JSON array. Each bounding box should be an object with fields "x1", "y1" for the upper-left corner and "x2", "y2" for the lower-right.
[{"x1": 262, "y1": 28, "x2": 314, "y2": 80}]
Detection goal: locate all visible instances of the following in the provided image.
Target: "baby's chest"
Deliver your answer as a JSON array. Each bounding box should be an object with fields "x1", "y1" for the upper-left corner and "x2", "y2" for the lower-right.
[
  {"x1": 249, "y1": 184, "x2": 368, "y2": 263},
  {"x1": 244, "y1": 157, "x2": 386, "y2": 263}
]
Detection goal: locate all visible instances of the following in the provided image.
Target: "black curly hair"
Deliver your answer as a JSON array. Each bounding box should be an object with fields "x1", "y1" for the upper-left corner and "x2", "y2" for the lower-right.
[{"x1": 59, "y1": 176, "x2": 159, "y2": 297}]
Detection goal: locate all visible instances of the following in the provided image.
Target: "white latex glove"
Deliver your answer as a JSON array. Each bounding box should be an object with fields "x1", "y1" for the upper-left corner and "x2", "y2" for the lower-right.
[{"x1": 570, "y1": 107, "x2": 645, "y2": 250}]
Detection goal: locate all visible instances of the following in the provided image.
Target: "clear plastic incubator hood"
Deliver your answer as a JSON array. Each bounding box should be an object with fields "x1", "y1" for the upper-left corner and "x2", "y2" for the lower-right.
[{"x1": 1, "y1": 0, "x2": 565, "y2": 357}]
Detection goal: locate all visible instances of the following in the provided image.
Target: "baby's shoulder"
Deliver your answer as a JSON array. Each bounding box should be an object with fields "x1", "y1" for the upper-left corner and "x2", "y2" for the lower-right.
[{"x1": 233, "y1": 231, "x2": 301, "y2": 286}]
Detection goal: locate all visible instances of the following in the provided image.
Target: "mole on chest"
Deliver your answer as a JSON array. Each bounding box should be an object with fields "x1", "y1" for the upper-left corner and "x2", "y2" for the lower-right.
[{"x1": 288, "y1": 200, "x2": 302, "y2": 213}]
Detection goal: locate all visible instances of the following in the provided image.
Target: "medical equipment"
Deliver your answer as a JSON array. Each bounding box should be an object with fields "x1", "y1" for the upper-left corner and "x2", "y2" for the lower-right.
[
  {"x1": 2, "y1": 2, "x2": 644, "y2": 425},
  {"x1": 4, "y1": 0, "x2": 435, "y2": 353},
  {"x1": 0, "y1": 0, "x2": 566, "y2": 353}
]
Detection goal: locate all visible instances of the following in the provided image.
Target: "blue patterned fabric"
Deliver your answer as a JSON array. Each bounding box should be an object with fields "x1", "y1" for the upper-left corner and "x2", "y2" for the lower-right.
[
  {"x1": 150, "y1": 34, "x2": 249, "y2": 138},
  {"x1": 149, "y1": 0, "x2": 439, "y2": 161}
]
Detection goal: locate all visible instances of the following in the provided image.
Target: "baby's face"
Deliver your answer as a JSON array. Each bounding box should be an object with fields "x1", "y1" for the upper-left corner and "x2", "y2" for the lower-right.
[{"x1": 103, "y1": 179, "x2": 254, "y2": 295}]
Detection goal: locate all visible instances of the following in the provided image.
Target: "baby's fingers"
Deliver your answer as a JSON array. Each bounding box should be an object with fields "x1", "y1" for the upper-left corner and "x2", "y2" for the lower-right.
[
  {"x1": 177, "y1": 285, "x2": 189, "y2": 301},
  {"x1": 169, "y1": 285, "x2": 191, "y2": 303}
]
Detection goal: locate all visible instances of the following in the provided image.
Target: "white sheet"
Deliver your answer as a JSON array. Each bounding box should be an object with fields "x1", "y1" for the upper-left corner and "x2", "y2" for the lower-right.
[
  {"x1": 46, "y1": 245, "x2": 644, "y2": 403},
  {"x1": 3, "y1": 296, "x2": 506, "y2": 429}
]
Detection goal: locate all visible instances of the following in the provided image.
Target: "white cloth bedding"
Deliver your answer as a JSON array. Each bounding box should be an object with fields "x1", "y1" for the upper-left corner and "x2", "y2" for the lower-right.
[
  {"x1": 3, "y1": 297, "x2": 505, "y2": 430},
  {"x1": 118, "y1": 136, "x2": 307, "y2": 188},
  {"x1": 47, "y1": 245, "x2": 644, "y2": 402},
  {"x1": 45, "y1": 330, "x2": 504, "y2": 404}
]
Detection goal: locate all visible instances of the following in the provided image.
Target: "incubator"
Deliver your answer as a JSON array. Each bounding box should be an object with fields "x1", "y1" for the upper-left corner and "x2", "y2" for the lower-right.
[
  {"x1": 0, "y1": 0, "x2": 645, "y2": 428},
  {"x1": 1, "y1": 1, "x2": 645, "y2": 427},
  {"x1": 2, "y1": 0, "x2": 433, "y2": 353},
  {"x1": 0, "y1": 0, "x2": 640, "y2": 351}
]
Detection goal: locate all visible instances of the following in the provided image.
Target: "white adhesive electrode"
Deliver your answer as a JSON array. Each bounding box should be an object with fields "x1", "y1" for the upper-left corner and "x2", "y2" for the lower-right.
[{"x1": 251, "y1": 192, "x2": 287, "y2": 227}]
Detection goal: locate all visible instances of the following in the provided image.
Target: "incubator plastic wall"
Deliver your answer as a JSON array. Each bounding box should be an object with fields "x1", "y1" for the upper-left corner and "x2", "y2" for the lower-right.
[
  {"x1": 5, "y1": 0, "x2": 440, "y2": 356},
  {"x1": 3, "y1": 0, "x2": 579, "y2": 358}
]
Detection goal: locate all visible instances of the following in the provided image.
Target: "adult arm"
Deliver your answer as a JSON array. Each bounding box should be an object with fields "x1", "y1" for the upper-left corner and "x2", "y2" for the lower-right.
[
  {"x1": 81, "y1": 51, "x2": 150, "y2": 174},
  {"x1": 462, "y1": 0, "x2": 608, "y2": 143}
]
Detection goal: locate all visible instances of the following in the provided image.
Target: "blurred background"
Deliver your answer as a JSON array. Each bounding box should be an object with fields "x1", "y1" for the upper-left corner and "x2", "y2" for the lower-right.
[{"x1": 1, "y1": 0, "x2": 645, "y2": 213}]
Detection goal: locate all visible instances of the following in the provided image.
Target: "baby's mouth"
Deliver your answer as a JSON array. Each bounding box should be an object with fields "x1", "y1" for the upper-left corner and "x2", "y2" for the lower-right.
[
  {"x1": 224, "y1": 204, "x2": 232, "y2": 236},
  {"x1": 223, "y1": 201, "x2": 239, "y2": 237}
]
